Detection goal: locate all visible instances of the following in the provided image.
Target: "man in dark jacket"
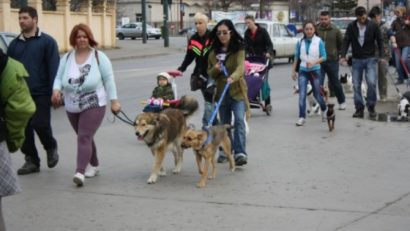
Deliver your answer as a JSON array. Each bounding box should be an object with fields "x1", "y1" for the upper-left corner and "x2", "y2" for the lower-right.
[
  {"x1": 340, "y1": 6, "x2": 384, "y2": 119},
  {"x1": 7, "y1": 6, "x2": 60, "y2": 175},
  {"x1": 244, "y1": 15, "x2": 274, "y2": 110},
  {"x1": 317, "y1": 11, "x2": 346, "y2": 110}
]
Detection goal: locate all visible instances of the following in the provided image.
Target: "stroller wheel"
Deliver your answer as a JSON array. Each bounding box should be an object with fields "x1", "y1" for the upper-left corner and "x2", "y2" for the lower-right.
[{"x1": 265, "y1": 104, "x2": 272, "y2": 116}]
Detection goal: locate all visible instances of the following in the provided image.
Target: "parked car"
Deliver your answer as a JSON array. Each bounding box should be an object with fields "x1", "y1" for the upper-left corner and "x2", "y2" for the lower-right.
[
  {"x1": 0, "y1": 32, "x2": 17, "y2": 53},
  {"x1": 116, "y1": 23, "x2": 161, "y2": 40},
  {"x1": 332, "y1": 17, "x2": 356, "y2": 35},
  {"x1": 234, "y1": 20, "x2": 299, "y2": 63}
]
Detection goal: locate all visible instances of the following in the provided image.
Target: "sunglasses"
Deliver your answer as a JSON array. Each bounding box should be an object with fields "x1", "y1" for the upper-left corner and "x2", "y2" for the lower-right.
[{"x1": 216, "y1": 30, "x2": 231, "y2": 36}]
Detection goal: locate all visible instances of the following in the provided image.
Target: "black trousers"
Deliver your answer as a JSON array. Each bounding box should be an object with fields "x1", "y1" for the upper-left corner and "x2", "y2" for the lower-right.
[{"x1": 20, "y1": 95, "x2": 57, "y2": 166}]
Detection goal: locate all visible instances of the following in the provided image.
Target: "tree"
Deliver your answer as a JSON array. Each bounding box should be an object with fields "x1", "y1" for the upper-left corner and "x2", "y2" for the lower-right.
[{"x1": 333, "y1": 0, "x2": 357, "y2": 11}]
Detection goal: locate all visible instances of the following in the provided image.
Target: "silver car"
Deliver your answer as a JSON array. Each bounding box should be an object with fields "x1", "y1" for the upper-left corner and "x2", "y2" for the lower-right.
[
  {"x1": 116, "y1": 23, "x2": 161, "y2": 40},
  {"x1": 0, "y1": 32, "x2": 17, "y2": 53}
]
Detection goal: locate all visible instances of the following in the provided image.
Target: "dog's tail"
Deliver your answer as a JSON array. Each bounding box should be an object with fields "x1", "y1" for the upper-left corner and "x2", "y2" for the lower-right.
[{"x1": 177, "y1": 95, "x2": 199, "y2": 117}]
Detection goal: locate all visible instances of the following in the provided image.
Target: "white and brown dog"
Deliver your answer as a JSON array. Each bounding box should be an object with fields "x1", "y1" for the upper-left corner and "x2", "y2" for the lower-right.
[
  {"x1": 398, "y1": 91, "x2": 410, "y2": 121},
  {"x1": 134, "y1": 96, "x2": 198, "y2": 184}
]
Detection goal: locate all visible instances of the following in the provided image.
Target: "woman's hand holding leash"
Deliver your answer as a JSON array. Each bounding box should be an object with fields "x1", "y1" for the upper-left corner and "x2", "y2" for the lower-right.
[
  {"x1": 111, "y1": 99, "x2": 121, "y2": 115},
  {"x1": 51, "y1": 90, "x2": 63, "y2": 109}
]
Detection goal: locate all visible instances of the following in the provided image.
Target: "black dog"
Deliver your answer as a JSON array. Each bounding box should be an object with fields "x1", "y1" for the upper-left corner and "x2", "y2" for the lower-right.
[{"x1": 327, "y1": 104, "x2": 335, "y2": 132}]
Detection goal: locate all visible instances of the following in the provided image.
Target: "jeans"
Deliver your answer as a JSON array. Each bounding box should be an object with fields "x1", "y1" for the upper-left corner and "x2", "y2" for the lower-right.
[
  {"x1": 218, "y1": 94, "x2": 247, "y2": 156},
  {"x1": 351, "y1": 58, "x2": 378, "y2": 109},
  {"x1": 20, "y1": 95, "x2": 57, "y2": 166},
  {"x1": 298, "y1": 70, "x2": 327, "y2": 118},
  {"x1": 378, "y1": 61, "x2": 388, "y2": 99},
  {"x1": 393, "y1": 46, "x2": 410, "y2": 81},
  {"x1": 320, "y1": 60, "x2": 345, "y2": 104}
]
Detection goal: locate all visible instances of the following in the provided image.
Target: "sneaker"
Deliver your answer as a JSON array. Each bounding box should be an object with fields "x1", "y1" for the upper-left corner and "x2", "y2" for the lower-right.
[
  {"x1": 17, "y1": 160, "x2": 40, "y2": 175},
  {"x1": 217, "y1": 155, "x2": 228, "y2": 163},
  {"x1": 73, "y1": 173, "x2": 85, "y2": 187},
  {"x1": 368, "y1": 106, "x2": 377, "y2": 119},
  {"x1": 46, "y1": 147, "x2": 59, "y2": 168},
  {"x1": 352, "y1": 108, "x2": 364, "y2": 118},
  {"x1": 84, "y1": 165, "x2": 99, "y2": 178},
  {"x1": 338, "y1": 102, "x2": 346, "y2": 110},
  {"x1": 295, "y1": 117, "x2": 305, "y2": 126},
  {"x1": 234, "y1": 153, "x2": 248, "y2": 166}
]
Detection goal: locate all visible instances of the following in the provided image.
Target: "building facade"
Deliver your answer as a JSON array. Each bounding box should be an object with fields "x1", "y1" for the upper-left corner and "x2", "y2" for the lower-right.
[{"x1": 0, "y1": 0, "x2": 117, "y2": 51}]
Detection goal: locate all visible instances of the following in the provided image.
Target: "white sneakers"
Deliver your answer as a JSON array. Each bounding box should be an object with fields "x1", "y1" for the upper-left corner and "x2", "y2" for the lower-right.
[
  {"x1": 296, "y1": 118, "x2": 305, "y2": 126},
  {"x1": 73, "y1": 173, "x2": 84, "y2": 187},
  {"x1": 85, "y1": 165, "x2": 99, "y2": 178},
  {"x1": 338, "y1": 103, "x2": 346, "y2": 110},
  {"x1": 73, "y1": 165, "x2": 99, "y2": 187}
]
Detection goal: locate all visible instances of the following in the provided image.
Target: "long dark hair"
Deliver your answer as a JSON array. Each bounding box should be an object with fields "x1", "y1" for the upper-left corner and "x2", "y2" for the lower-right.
[{"x1": 210, "y1": 19, "x2": 244, "y2": 53}]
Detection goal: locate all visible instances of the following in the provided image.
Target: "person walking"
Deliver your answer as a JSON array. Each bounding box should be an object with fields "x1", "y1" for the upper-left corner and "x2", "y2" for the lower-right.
[
  {"x1": 7, "y1": 6, "x2": 60, "y2": 175},
  {"x1": 340, "y1": 6, "x2": 384, "y2": 119},
  {"x1": 244, "y1": 15, "x2": 274, "y2": 112},
  {"x1": 51, "y1": 24, "x2": 121, "y2": 187},
  {"x1": 390, "y1": 6, "x2": 410, "y2": 85},
  {"x1": 369, "y1": 6, "x2": 392, "y2": 102},
  {"x1": 0, "y1": 50, "x2": 35, "y2": 231},
  {"x1": 208, "y1": 19, "x2": 249, "y2": 166},
  {"x1": 175, "y1": 12, "x2": 216, "y2": 129},
  {"x1": 291, "y1": 20, "x2": 328, "y2": 126},
  {"x1": 317, "y1": 11, "x2": 346, "y2": 110}
]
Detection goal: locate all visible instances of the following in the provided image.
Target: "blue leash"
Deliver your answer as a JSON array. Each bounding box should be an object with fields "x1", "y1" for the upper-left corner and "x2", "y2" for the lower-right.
[
  {"x1": 206, "y1": 63, "x2": 230, "y2": 128},
  {"x1": 201, "y1": 63, "x2": 230, "y2": 148}
]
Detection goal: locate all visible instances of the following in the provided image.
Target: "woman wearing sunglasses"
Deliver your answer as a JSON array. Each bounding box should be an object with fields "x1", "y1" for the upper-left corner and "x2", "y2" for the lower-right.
[{"x1": 208, "y1": 19, "x2": 249, "y2": 166}]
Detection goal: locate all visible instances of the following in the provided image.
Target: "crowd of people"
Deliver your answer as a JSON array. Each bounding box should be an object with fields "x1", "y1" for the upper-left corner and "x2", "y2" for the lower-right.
[{"x1": 0, "y1": 4, "x2": 409, "y2": 230}]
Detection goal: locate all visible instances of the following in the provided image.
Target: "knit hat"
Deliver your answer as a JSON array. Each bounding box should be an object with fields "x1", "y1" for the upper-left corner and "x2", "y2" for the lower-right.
[{"x1": 157, "y1": 72, "x2": 172, "y2": 82}]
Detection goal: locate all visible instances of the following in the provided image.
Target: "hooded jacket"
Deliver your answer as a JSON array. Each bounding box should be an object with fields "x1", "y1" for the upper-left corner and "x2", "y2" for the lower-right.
[
  {"x1": 0, "y1": 53, "x2": 35, "y2": 152},
  {"x1": 244, "y1": 24, "x2": 274, "y2": 56},
  {"x1": 178, "y1": 31, "x2": 211, "y2": 77}
]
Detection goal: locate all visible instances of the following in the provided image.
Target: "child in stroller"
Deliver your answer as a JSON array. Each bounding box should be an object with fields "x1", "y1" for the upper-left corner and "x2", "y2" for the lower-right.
[
  {"x1": 143, "y1": 72, "x2": 177, "y2": 112},
  {"x1": 244, "y1": 56, "x2": 272, "y2": 115}
]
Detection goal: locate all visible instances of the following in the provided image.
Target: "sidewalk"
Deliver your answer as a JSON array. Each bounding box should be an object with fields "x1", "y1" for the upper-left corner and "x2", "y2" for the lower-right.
[{"x1": 103, "y1": 37, "x2": 186, "y2": 61}]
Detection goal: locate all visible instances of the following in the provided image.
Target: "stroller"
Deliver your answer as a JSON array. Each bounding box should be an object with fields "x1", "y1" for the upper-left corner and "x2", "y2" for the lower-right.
[
  {"x1": 142, "y1": 71, "x2": 182, "y2": 112},
  {"x1": 244, "y1": 56, "x2": 272, "y2": 115}
]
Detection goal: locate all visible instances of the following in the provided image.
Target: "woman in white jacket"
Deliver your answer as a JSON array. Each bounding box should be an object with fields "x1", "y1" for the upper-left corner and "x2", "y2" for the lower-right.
[
  {"x1": 51, "y1": 23, "x2": 121, "y2": 186},
  {"x1": 291, "y1": 20, "x2": 328, "y2": 126}
]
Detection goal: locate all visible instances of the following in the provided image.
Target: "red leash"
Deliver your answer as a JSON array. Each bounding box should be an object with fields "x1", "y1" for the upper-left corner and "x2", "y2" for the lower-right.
[{"x1": 393, "y1": 48, "x2": 410, "y2": 79}]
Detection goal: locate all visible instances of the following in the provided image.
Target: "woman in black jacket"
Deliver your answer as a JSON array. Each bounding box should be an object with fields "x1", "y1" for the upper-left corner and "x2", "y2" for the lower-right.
[{"x1": 175, "y1": 12, "x2": 216, "y2": 129}]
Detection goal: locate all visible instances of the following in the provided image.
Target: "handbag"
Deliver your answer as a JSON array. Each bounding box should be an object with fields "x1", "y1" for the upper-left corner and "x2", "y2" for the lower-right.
[
  {"x1": 295, "y1": 58, "x2": 301, "y2": 72},
  {"x1": 190, "y1": 74, "x2": 206, "y2": 91}
]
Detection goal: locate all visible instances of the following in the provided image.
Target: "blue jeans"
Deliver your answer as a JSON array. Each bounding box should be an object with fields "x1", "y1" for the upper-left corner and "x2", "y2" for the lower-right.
[
  {"x1": 320, "y1": 60, "x2": 345, "y2": 104},
  {"x1": 298, "y1": 70, "x2": 327, "y2": 118},
  {"x1": 218, "y1": 94, "x2": 246, "y2": 156},
  {"x1": 351, "y1": 58, "x2": 377, "y2": 109},
  {"x1": 393, "y1": 46, "x2": 410, "y2": 81}
]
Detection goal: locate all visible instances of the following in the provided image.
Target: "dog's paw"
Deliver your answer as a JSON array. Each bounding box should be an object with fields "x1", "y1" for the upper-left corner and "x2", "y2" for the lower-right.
[
  {"x1": 230, "y1": 167, "x2": 236, "y2": 172},
  {"x1": 147, "y1": 175, "x2": 158, "y2": 184},
  {"x1": 196, "y1": 182, "x2": 206, "y2": 188},
  {"x1": 208, "y1": 175, "x2": 215, "y2": 179},
  {"x1": 172, "y1": 167, "x2": 181, "y2": 174},
  {"x1": 159, "y1": 167, "x2": 166, "y2": 176}
]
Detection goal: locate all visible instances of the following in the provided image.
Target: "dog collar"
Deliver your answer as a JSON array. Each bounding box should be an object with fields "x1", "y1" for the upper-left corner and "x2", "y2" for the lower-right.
[{"x1": 200, "y1": 130, "x2": 213, "y2": 150}]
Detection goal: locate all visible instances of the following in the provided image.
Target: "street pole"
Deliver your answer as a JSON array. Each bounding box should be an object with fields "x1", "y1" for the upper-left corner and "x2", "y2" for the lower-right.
[
  {"x1": 163, "y1": 0, "x2": 169, "y2": 47},
  {"x1": 179, "y1": 0, "x2": 183, "y2": 31},
  {"x1": 142, "y1": 0, "x2": 147, "y2": 44}
]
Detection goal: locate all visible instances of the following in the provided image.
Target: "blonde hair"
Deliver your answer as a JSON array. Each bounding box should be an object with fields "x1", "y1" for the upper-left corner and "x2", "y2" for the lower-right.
[
  {"x1": 395, "y1": 6, "x2": 407, "y2": 16},
  {"x1": 194, "y1": 12, "x2": 209, "y2": 24}
]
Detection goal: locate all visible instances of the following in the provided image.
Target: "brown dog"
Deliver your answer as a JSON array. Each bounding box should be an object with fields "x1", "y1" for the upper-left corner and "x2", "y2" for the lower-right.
[
  {"x1": 135, "y1": 96, "x2": 198, "y2": 184},
  {"x1": 327, "y1": 104, "x2": 335, "y2": 132},
  {"x1": 181, "y1": 124, "x2": 235, "y2": 188}
]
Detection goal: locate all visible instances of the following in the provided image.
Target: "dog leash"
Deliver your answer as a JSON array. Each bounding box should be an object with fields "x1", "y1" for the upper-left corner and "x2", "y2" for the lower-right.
[
  {"x1": 111, "y1": 110, "x2": 135, "y2": 126},
  {"x1": 386, "y1": 68, "x2": 404, "y2": 98},
  {"x1": 202, "y1": 63, "x2": 231, "y2": 148}
]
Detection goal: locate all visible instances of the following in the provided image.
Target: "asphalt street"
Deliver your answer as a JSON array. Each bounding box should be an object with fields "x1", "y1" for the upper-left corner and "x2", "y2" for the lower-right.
[{"x1": 3, "y1": 37, "x2": 410, "y2": 231}]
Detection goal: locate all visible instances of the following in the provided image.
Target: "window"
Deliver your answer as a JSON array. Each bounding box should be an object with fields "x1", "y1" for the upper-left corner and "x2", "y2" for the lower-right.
[
  {"x1": 43, "y1": 0, "x2": 56, "y2": 11},
  {"x1": 11, "y1": 0, "x2": 27, "y2": 8},
  {"x1": 279, "y1": 25, "x2": 291, "y2": 37},
  {"x1": 136, "y1": 14, "x2": 142, "y2": 22},
  {"x1": 272, "y1": 24, "x2": 280, "y2": 37}
]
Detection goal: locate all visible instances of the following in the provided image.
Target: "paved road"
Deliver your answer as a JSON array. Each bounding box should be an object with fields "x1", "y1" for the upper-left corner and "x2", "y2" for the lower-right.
[{"x1": 4, "y1": 39, "x2": 410, "y2": 231}]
